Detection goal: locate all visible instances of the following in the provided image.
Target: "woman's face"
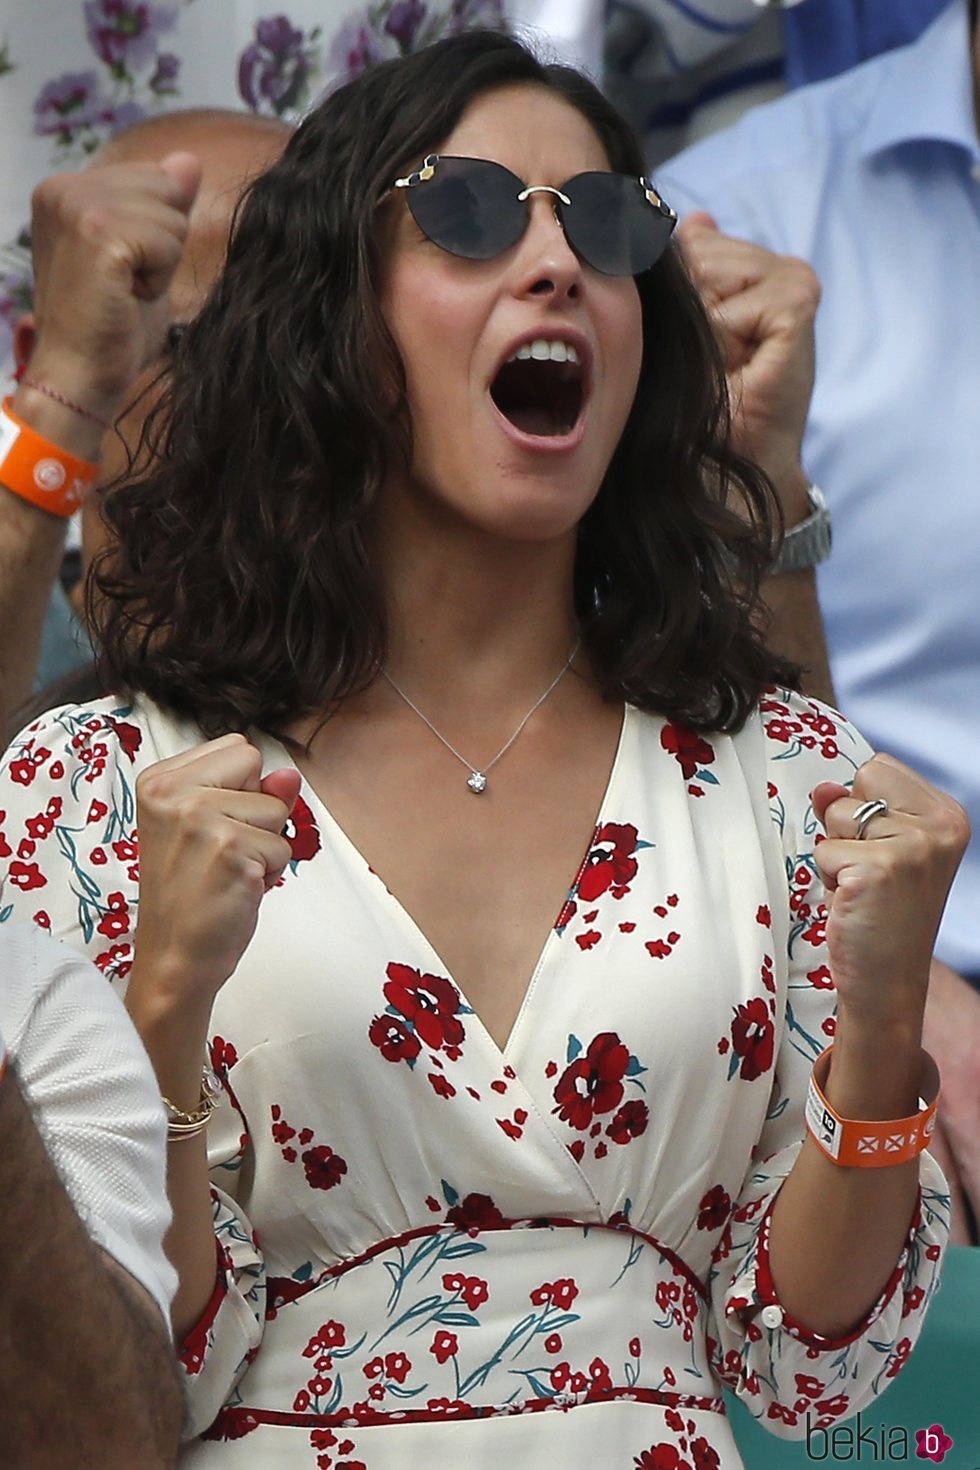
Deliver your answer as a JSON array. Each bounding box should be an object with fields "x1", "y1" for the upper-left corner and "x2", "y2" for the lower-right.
[{"x1": 380, "y1": 83, "x2": 643, "y2": 545}]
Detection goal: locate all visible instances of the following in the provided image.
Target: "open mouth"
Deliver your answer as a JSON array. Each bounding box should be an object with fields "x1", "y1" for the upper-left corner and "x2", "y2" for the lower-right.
[{"x1": 490, "y1": 339, "x2": 586, "y2": 439}]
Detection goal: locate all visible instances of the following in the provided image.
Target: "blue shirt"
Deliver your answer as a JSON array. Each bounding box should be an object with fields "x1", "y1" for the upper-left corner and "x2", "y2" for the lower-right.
[{"x1": 658, "y1": 0, "x2": 980, "y2": 981}]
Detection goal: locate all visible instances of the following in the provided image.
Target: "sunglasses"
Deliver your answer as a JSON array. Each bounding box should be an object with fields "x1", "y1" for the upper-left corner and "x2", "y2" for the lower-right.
[{"x1": 390, "y1": 154, "x2": 677, "y2": 278}]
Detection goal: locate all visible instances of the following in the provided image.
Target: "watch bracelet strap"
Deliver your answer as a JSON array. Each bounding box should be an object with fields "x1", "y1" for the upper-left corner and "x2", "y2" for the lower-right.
[
  {"x1": 805, "y1": 1045, "x2": 939, "y2": 1168},
  {"x1": 0, "y1": 396, "x2": 100, "y2": 517},
  {"x1": 771, "y1": 482, "x2": 832, "y2": 575}
]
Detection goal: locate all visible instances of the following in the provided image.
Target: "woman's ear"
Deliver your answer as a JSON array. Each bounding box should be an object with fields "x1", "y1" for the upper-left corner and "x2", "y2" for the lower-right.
[{"x1": 13, "y1": 313, "x2": 36, "y2": 373}]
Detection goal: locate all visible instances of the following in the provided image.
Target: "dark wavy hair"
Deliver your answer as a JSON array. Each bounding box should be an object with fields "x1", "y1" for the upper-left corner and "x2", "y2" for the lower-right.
[{"x1": 92, "y1": 29, "x2": 797, "y2": 739}]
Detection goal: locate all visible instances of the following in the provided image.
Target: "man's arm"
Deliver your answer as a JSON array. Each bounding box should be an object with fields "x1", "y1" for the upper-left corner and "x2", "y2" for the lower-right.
[
  {"x1": 675, "y1": 212, "x2": 836, "y2": 703},
  {"x1": 0, "y1": 152, "x2": 201, "y2": 732},
  {"x1": 0, "y1": 1056, "x2": 183, "y2": 1468}
]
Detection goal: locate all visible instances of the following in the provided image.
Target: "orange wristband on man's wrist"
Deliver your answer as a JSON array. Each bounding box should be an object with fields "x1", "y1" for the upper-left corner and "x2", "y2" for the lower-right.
[
  {"x1": 0, "y1": 396, "x2": 100, "y2": 517},
  {"x1": 806, "y1": 1045, "x2": 940, "y2": 1168}
]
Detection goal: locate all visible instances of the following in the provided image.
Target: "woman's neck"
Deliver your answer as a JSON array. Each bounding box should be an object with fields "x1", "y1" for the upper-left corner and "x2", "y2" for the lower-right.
[{"x1": 374, "y1": 502, "x2": 583, "y2": 709}]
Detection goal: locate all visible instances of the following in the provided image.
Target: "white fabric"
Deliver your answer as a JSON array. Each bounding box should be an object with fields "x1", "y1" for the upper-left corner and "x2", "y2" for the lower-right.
[{"x1": 0, "y1": 923, "x2": 176, "y2": 1326}]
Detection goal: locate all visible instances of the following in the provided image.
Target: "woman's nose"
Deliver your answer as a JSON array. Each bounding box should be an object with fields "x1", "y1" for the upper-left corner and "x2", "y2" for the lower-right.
[{"x1": 512, "y1": 194, "x2": 584, "y2": 302}]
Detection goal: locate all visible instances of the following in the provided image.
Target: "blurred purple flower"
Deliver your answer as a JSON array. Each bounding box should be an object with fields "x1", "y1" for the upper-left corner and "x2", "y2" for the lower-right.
[
  {"x1": 149, "y1": 51, "x2": 181, "y2": 94},
  {"x1": 386, "y1": 0, "x2": 426, "y2": 51},
  {"x1": 33, "y1": 72, "x2": 144, "y2": 146},
  {"x1": 34, "y1": 71, "x2": 105, "y2": 138},
  {"x1": 325, "y1": 18, "x2": 392, "y2": 85},
  {"x1": 449, "y1": 0, "x2": 505, "y2": 31},
  {"x1": 84, "y1": 1, "x2": 178, "y2": 72},
  {"x1": 238, "y1": 16, "x2": 316, "y2": 114}
]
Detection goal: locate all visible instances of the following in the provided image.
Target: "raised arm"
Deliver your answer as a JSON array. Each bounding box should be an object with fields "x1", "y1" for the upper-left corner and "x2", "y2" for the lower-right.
[
  {"x1": 675, "y1": 212, "x2": 836, "y2": 704},
  {"x1": 0, "y1": 151, "x2": 200, "y2": 729}
]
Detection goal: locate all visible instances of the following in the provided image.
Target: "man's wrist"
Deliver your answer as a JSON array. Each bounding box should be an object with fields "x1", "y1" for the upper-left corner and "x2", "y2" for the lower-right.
[
  {"x1": 11, "y1": 382, "x2": 106, "y2": 465},
  {"x1": 771, "y1": 482, "x2": 832, "y2": 574}
]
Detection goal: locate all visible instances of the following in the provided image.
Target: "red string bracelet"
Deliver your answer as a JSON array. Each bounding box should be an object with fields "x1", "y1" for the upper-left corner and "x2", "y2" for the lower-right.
[{"x1": 16, "y1": 376, "x2": 111, "y2": 432}]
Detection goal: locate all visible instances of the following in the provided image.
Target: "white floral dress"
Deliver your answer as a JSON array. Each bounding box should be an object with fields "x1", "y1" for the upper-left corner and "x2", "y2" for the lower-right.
[{"x1": 0, "y1": 689, "x2": 949, "y2": 1469}]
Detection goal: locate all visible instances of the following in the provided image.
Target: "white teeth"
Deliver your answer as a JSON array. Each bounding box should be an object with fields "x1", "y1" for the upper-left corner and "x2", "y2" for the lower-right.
[{"x1": 507, "y1": 339, "x2": 580, "y2": 365}]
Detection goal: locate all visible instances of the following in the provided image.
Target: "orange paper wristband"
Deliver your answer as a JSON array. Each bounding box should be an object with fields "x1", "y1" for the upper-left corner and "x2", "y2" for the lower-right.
[
  {"x1": 806, "y1": 1045, "x2": 939, "y2": 1168},
  {"x1": 0, "y1": 396, "x2": 100, "y2": 517}
]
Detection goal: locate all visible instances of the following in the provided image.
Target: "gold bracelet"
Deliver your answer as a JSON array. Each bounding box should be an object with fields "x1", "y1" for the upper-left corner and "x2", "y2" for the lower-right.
[{"x1": 162, "y1": 1064, "x2": 222, "y2": 1141}]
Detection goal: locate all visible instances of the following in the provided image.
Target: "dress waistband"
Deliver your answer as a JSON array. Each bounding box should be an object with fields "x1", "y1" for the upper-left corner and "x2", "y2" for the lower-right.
[{"x1": 204, "y1": 1217, "x2": 725, "y2": 1443}]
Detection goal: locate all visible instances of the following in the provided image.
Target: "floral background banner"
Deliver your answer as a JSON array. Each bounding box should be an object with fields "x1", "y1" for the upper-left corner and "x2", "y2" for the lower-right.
[{"x1": 0, "y1": 0, "x2": 505, "y2": 371}]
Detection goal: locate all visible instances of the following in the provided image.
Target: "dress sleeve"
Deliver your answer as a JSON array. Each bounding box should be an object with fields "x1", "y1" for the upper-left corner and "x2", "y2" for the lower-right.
[
  {"x1": 0, "y1": 704, "x2": 267, "y2": 1437},
  {"x1": 177, "y1": 1099, "x2": 268, "y2": 1439},
  {"x1": 706, "y1": 691, "x2": 950, "y2": 1439}
]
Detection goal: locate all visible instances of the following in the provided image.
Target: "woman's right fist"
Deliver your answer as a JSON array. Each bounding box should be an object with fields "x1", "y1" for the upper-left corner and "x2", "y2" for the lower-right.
[{"x1": 130, "y1": 734, "x2": 301, "y2": 1016}]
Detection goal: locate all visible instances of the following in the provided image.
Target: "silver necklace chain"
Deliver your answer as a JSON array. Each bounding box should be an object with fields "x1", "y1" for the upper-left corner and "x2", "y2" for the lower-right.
[{"x1": 382, "y1": 636, "x2": 581, "y2": 794}]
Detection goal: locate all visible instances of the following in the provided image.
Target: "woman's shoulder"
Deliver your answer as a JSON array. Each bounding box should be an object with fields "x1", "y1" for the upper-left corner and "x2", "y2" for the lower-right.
[
  {"x1": 753, "y1": 685, "x2": 874, "y2": 775},
  {"x1": 4, "y1": 693, "x2": 203, "y2": 773}
]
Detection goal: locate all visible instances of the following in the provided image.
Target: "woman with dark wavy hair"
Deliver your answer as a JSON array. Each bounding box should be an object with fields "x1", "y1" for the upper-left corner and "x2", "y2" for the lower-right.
[{"x1": 0, "y1": 29, "x2": 964, "y2": 1468}]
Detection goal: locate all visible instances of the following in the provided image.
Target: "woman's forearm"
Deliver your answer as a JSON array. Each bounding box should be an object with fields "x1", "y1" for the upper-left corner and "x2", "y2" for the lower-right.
[
  {"x1": 126, "y1": 968, "x2": 223, "y2": 1340},
  {"x1": 767, "y1": 1013, "x2": 925, "y2": 1338}
]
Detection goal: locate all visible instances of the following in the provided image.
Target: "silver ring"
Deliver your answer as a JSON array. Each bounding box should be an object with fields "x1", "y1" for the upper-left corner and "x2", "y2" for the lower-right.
[{"x1": 853, "y1": 797, "x2": 889, "y2": 840}]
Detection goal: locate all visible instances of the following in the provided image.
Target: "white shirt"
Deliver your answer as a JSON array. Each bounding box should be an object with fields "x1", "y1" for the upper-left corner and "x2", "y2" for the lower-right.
[{"x1": 0, "y1": 924, "x2": 176, "y2": 1326}]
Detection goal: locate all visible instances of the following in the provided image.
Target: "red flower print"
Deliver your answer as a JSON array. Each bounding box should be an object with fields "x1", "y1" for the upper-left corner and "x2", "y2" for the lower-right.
[
  {"x1": 577, "y1": 823, "x2": 641, "y2": 903},
  {"x1": 607, "y1": 1099, "x2": 649, "y2": 1144},
  {"x1": 446, "y1": 1192, "x2": 504, "y2": 1231},
  {"x1": 729, "y1": 998, "x2": 775, "y2": 1081},
  {"x1": 384, "y1": 1352, "x2": 411, "y2": 1384},
  {"x1": 96, "y1": 901, "x2": 131, "y2": 939},
  {"x1": 530, "y1": 1278, "x2": 579, "y2": 1310},
  {"x1": 589, "y1": 1356, "x2": 613, "y2": 1391},
  {"x1": 107, "y1": 717, "x2": 142, "y2": 762},
  {"x1": 428, "y1": 1072, "x2": 456, "y2": 1100},
  {"x1": 94, "y1": 943, "x2": 133, "y2": 979},
  {"x1": 665, "y1": 1408, "x2": 684, "y2": 1432},
  {"x1": 111, "y1": 837, "x2": 139, "y2": 863},
  {"x1": 629, "y1": 1337, "x2": 641, "y2": 1358},
  {"x1": 902, "y1": 1284, "x2": 925, "y2": 1317},
  {"x1": 815, "y1": 1394, "x2": 849, "y2": 1418},
  {"x1": 33, "y1": 911, "x2": 51, "y2": 929},
  {"x1": 634, "y1": 1447, "x2": 691, "y2": 1470},
  {"x1": 368, "y1": 1013, "x2": 421, "y2": 1064},
  {"x1": 661, "y1": 721, "x2": 716, "y2": 780},
  {"x1": 442, "y1": 1274, "x2": 489, "y2": 1311},
  {"x1": 886, "y1": 1337, "x2": 912, "y2": 1379},
  {"x1": 310, "y1": 1428, "x2": 337, "y2": 1450},
  {"x1": 430, "y1": 1331, "x2": 458, "y2": 1364},
  {"x1": 756, "y1": 905, "x2": 771, "y2": 927},
  {"x1": 284, "y1": 794, "x2": 321, "y2": 864},
  {"x1": 210, "y1": 1036, "x2": 239, "y2": 1075},
  {"x1": 86, "y1": 799, "x2": 108, "y2": 823},
  {"x1": 8, "y1": 757, "x2": 37, "y2": 786},
  {"x1": 795, "y1": 1373, "x2": 823, "y2": 1400},
  {"x1": 25, "y1": 810, "x2": 55, "y2": 840},
  {"x1": 655, "y1": 1280, "x2": 680, "y2": 1312},
  {"x1": 545, "y1": 1333, "x2": 562, "y2": 1353},
  {"x1": 7, "y1": 861, "x2": 46, "y2": 891},
  {"x1": 662, "y1": 1366, "x2": 676, "y2": 1387},
  {"x1": 383, "y1": 963, "x2": 465, "y2": 1050},
  {"x1": 806, "y1": 965, "x2": 834, "y2": 990},
  {"x1": 568, "y1": 1139, "x2": 585, "y2": 1162},
  {"x1": 301, "y1": 1146, "x2": 348, "y2": 1191},
  {"x1": 309, "y1": 1320, "x2": 346, "y2": 1351},
  {"x1": 696, "y1": 1185, "x2": 732, "y2": 1232},
  {"x1": 576, "y1": 929, "x2": 602, "y2": 950},
  {"x1": 553, "y1": 1031, "x2": 631, "y2": 1130},
  {"x1": 691, "y1": 1438, "x2": 720, "y2": 1470}
]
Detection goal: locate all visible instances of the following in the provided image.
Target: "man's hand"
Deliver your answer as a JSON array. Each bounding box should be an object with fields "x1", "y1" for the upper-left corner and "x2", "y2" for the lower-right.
[
  {"x1": 923, "y1": 958, "x2": 980, "y2": 1243},
  {"x1": 21, "y1": 150, "x2": 202, "y2": 450},
  {"x1": 676, "y1": 211, "x2": 820, "y2": 523}
]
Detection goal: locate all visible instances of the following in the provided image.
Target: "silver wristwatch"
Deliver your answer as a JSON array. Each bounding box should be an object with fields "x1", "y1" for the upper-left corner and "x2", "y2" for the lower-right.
[{"x1": 772, "y1": 483, "x2": 832, "y2": 574}]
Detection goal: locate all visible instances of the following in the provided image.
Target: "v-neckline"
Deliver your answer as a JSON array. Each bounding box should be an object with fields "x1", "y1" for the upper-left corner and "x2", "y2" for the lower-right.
[{"x1": 263, "y1": 703, "x2": 632, "y2": 1063}]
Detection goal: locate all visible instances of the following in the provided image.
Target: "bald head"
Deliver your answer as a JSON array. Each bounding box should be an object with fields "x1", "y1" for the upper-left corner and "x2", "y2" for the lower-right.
[{"x1": 93, "y1": 108, "x2": 291, "y2": 322}]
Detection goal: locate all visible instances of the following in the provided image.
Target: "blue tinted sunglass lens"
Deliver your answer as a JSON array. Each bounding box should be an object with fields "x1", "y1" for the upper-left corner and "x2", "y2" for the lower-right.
[
  {"x1": 405, "y1": 157, "x2": 527, "y2": 261},
  {"x1": 560, "y1": 172, "x2": 676, "y2": 276}
]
